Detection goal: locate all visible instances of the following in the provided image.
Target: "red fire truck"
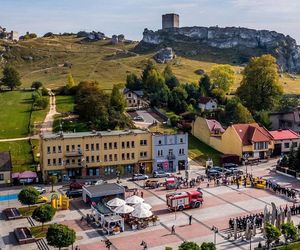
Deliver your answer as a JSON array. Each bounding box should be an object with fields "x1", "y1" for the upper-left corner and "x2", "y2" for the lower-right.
[{"x1": 166, "y1": 190, "x2": 203, "y2": 211}]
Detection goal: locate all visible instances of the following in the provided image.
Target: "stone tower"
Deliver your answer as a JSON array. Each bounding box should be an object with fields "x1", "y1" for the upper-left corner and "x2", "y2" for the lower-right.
[{"x1": 162, "y1": 13, "x2": 179, "y2": 29}]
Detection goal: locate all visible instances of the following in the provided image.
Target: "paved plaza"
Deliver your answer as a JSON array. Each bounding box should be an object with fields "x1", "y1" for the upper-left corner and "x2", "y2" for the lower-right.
[{"x1": 1, "y1": 160, "x2": 300, "y2": 250}]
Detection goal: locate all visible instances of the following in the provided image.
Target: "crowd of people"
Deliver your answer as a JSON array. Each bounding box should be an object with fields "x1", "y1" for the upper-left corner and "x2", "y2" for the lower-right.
[
  {"x1": 229, "y1": 213, "x2": 264, "y2": 231},
  {"x1": 266, "y1": 180, "x2": 298, "y2": 200}
]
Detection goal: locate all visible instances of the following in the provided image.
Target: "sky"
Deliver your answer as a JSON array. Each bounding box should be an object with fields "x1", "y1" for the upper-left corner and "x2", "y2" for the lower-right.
[{"x1": 1, "y1": 0, "x2": 300, "y2": 43}]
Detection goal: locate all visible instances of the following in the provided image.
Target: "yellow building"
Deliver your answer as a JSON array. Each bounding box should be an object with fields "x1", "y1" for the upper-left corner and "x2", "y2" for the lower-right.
[
  {"x1": 192, "y1": 117, "x2": 274, "y2": 159},
  {"x1": 40, "y1": 129, "x2": 152, "y2": 181}
]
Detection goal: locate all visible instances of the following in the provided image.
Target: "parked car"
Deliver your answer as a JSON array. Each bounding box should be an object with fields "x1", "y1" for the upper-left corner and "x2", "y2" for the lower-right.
[
  {"x1": 133, "y1": 116, "x2": 144, "y2": 121},
  {"x1": 226, "y1": 168, "x2": 243, "y2": 176},
  {"x1": 69, "y1": 181, "x2": 85, "y2": 190},
  {"x1": 131, "y1": 174, "x2": 149, "y2": 181},
  {"x1": 223, "y1": 163, "x2": 239, "y2": 169},
  {"x1": 206, "y1": 169, "x2": 221, "y2": 178},
  {"x1": 36, "y1": 196, "x2": 48, "y2": 203},
  {"x1": 33, "y1": 186, "x2": 46, "y2": 194},
  {"x1": 66, "y1": 189, "x2": 83, "y2": 198},
  {"x1": 153, "y1": 171, "x2": 171, "y2": 178}
]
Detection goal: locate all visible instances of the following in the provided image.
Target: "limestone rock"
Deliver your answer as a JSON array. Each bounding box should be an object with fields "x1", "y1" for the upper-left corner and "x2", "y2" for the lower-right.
[{"x1": 153, "y1": 47, "x2": 175, "y2": 63}]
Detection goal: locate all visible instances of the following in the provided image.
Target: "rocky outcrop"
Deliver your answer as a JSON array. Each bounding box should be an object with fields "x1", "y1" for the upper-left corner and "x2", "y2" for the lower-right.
[
  {"x1": 77, "y1": 31, "x2": 105, "y2": 41},
  {"x1": 139, "y1": 26, "x2": 300, "y2": 73},
  {"x1": 153, "y1": 47, "x2": 175, "y2": 63}
]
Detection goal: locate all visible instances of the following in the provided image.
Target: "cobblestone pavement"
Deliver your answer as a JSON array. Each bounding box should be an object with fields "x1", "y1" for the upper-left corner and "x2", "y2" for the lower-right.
[{"x1": 1, "y1": 159, "x2": 300, "y2": 250}]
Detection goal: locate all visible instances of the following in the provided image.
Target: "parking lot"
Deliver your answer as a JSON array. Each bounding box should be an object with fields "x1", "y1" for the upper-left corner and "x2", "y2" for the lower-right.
[{"x1": 127, "y1": 109, "x2": 166, "y2": 128}]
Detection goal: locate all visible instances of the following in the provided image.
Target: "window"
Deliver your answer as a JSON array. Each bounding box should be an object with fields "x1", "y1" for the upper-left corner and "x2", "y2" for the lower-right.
[
  {"x1": 86, "y1": 156, "x2": 89, "y2": 163},
  {"x1": 109, "y1": 143, "x2": 112, "y2": 149},
  {"x1": 284, "y1": 142, "x2": 290, "y2": 149},
  {"x1": 91, "y1": 144, "x2": 94, "y2": 151},
  {"x1": 127, "y1": 153, "x2": 130, "y2": 160},
  {"x1": 128, "y1": 93, "x2": 131, "y2": 97},
  {"x1": 85, "y1": 144, "x2": 89, "y2": 151},
  {"x1": 66, "y1": 145, "x2": 70, "y2": 152},
  {"x1": 53, "y1": 159, "x2": 56, "y2": 165},
  {"x1": 47, "y1": 159, "x2": 51, "y2": 166},
  {"x1": 52, "y1": 146, "x2": 56, "y2": 153},
  {"x1": 96, "y1": 155, "x2": 100, "y2": 162},
  {"x1": 292, "y1": 142, "x2": 298, "y2": 148},
  {"x1": 104, "y1": 166, "x2": 115, "y2": 175},
  {"x1": 0, "y1": 174, "x2": 4, "y2": 180},
  {"x1": 72, "y1": 145, "x2": 75, "y2": 152},
  {"x1": 158, "y1": 150, "x2": 163, "y2": 157},
  {"x1": 254, "y1": 142, "x2": 268, "y2": 150},
  {"x1": 58, "y1": 158, "x2": 62, "y2": 165},
  {"x1": 104, "y1": 155, "x2": 108, "y2": 162},
  {"x1": 122, "y1": 153, "x2": 125, "y2": 160},
  {"x1": 140, "y1": 152, "x2": 147, "y2": 158},
  {"x1": 58, "y1": 146, "x2": 62, "y2": 153},
  {"x1": 122, "y1": 142, "x2": 125, "y2": 148},
  {"x1": 180, "y1": 138, "x2": 183, "y2": 143},
  {"x1": 96, "y1": 143, "x2": 100, "y2": 150},
  {"x1": 131, "y1": 141, "x2": 135, "y2": 148},
  {"x1": 140, "y1": 140, "x2": 147, "y2": 146},
  {"x1": 158, "y1": 140, "x2": 162, "y2": 145},
  {"x1": 127, "y1": 141, "x2": 130, "y2": 148},
  {"x1": 66, "y1": 159, "x2": 70, "y2": 165},
  {"x1": 91, "y1": 156, "x2": 95, "y2": 162},
  {"x1": 72, "y1": 159, "x2": 75, "y2": 164},
  {"x1": 131, "y1": 153, "x2": 135, "y2": 159},
  {"x1": 114, "y1": 154, "x2": 118, "y2": 161},
  {"x1": 179, "y1": 148, "x2": 185, "y2": 155},
  {"x1": 114, "y1": 142, "x2": 117, "y2": 149},
  {"x1": 168, "y1": 149, "x2": 173, "y2": 155},
  {"x1": 104, "y1": 143, "x2": 107, "y2": 150},
  {"x1": 109, "y1": 154, "x2": 112, "y2": 161},
  {"x1": 47, "y1": 147, "x2": 51, "y2": 154}
]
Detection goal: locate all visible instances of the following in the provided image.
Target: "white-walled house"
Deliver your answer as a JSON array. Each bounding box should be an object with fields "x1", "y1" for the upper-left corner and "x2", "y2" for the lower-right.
[
  {"x1": 152, "y1": 133, "x2": 188, "y2": 173},
  {"x1": 123, "y1": 88, "x2": 149, "y2": 109},
  {"x1": 198, "y1": 97, "x2": 218, "y2": 111},
  {"x1": 269, "y1": 129, "x2": 300, "y2": 156}
]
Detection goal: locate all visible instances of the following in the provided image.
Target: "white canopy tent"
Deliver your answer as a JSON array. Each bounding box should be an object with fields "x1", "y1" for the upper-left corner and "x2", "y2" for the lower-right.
[
  {"x1": 133, "y1": 203, "x2": 152, "y2": 210},
  {"x1": 125, "y1": 195, "x2": 144, "y2": 204},
  {"x1": 107, "y1": 197, "x2": 126, "y2": 207},
  {"x1": 132, "y1": 207, "x2": 153, "y2": 218},
  {"x1": 114, "y1": 204, "x2": 134, "y2": 214}
]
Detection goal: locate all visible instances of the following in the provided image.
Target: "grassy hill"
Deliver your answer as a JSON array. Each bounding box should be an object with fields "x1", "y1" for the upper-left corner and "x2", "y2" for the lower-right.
[{"x1": 1, "y1": 35, "x2": 300, "y2": 93}]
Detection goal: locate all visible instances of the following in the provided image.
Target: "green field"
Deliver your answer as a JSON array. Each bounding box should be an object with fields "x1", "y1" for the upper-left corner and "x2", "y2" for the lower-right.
[
  {"x1": 0, "y1": 140, "x2": 34, "y2": 172},
  {"x1": 1, "y1": 36, "x2": 300, "y2": 93},
  {"x1": 188, "y1": 135, "x2": 221, "y2": 165},
  {"x1": 55, "y1": 95, "x2": 75, "y2": 113},
  {"x1": 0, "y1": 91, "x2": 32, "y2": 138}
]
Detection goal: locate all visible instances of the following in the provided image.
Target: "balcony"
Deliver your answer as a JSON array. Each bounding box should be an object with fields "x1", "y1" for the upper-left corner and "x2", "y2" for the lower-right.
[
  {"x1": 65, "y1": 151, "x2": 83, "y2": 157},
  {"x1": 167, "y1": 154, "x2": 176, "y2": 160}
]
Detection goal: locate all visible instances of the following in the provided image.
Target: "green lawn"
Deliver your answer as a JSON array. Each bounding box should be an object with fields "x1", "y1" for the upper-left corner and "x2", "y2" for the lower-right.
[
  {"x1": 56, "y1": 95, "x2": 75, "y2": 113},
  {"x1": 30, "y1": 96, "x2": 49, "y2": 134},
  {"x1": 188, "y1": 134, "x2": 221, "y2": 165},
  {"x1": 30, "y1": 224, "x2": 50, "y2": 238},
  {"x1": 0, "y1": 91, "x2": 32, "y2": 139},
  {"x1": 274, "y1": 242, "x2": 300, "y2": 250},
  {"x1": 0, "y1": 140, "x2": 35, "y2": 172},
  {"x1": 18, "y1": 205, "x2": 38, "y2": 217}
]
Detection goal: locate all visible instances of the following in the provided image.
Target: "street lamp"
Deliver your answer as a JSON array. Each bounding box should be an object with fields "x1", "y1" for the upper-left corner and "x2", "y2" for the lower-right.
[{"x1": 211, "y1": 226, "x2": 218, "y2": 245}]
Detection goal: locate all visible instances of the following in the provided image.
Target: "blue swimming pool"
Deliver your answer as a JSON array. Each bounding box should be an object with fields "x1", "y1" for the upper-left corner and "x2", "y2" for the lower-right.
[{"x1": 0, "y1": 193, "x2": 18, "y2": 201}]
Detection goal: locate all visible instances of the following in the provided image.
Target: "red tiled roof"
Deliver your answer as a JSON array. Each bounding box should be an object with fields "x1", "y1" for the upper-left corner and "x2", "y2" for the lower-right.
[
  {"x1": 206, "y1": 119, "x2": 225, "y2": 133},
  {"x1": 232, "y1": 123, "x2": 272, "y2": 146},
  {"x1": 198, "y1": 96, "x2": 215, "y2": 104},
  {"x1": 269, "y1": 129, "x2": 300, "y2": 140}
]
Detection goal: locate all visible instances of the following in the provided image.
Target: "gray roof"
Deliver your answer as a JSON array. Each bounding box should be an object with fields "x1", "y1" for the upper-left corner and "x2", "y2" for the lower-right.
[
  {"x1": 0, "y1": 151, "x2": 12, "y2": 172},
  {"x1": 123, "y1": 88, "x2": 144, "y2": 97},
  {"x1": 84, "y1": 183, "x2": 125, "y2": 198},
  {"x1": 42, "y1": 129, "x2": 149, "y2": 140}
]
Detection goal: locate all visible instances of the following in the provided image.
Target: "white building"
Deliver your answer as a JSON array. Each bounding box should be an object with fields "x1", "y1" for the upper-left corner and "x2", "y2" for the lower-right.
[
  {"x1": 152, "y1": 133, "x2": 188, "y2": 173},
  {"x1": 269, "y1": 129, "x2": 300, "y2": 156},
  {"x1": 198, "y1": 97, "x2": 218, "y2": 111}
]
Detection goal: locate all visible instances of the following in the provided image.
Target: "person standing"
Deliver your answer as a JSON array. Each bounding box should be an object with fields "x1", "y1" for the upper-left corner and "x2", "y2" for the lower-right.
[
  {"x1": 171, "y1": 225, "x2": 175, "y2": 234},
  {"x1": 189, "y1": 215, "x2": 192, "y2": 225},
  {"x1": 141, "y1": 191, "x2": 144, "y2": 198}
]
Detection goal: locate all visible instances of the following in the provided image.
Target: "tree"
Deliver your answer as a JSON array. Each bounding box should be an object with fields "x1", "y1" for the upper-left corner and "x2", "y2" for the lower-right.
[
  {"x1": 144, "y1": 68, "x2": 165, "y2": 93},
  {"x1": 46, "y1": 224, "x2": 76, "y2": 250},
  {"x1": 168, "y1": 86, "x2": 188, "y2": 114},
  {"x1": 295, "y1": 144, "x2": 300, "y2": 172},
  {"x1": 149, "y1": 84, "x2": 170, "y2": 107},
  {"x1": 281, "y1": 222, "x2": 297, "y2": 244},
  {"x1": 288, "y1": 145, "x2": 296, "y2": 170},
  {"x1": 48, "y1": 175, "x2": 58, "y2": 192},
  {"x1": 125, "y1": 73, "x2": 142, "y2": 90},
  {"x1": 199, "y1": 74, "x2": 212, "y2": 97},
  {"x1": 210, "y1": 64, "x2": 235, "y2": 98},
  {"x1": 34, "y1": 97, "x2": 49, "y2": 110},
  {"x1": 18, "y1": 187, "x2": 39, "y2": 206},
  {"x1": 184, "y1": 82, "x2": 200, "y2": 105},
  {"x1": 179, "y1": 241, "x2": 200, "y2": 250},
  {"x1": 141, "y1": 60, "x2": 156, "y2": 83},
  {"x1": 31, "y1": 81, "x2": 43, "y2": 90},
  {"x1": 32, "y1": 204, "x2": 56, "y2": 229},
  {"x1": 163, "y1": 65, "x2": 179, "y2": 90},
  {"x1": 110, "y1": 84, "x2": 126, "y2": 113},
  {"x1": 219, "y1": 97, "x2": 254, "y2": 125},
  {"x1": 255, "y1": 110, "x2": 272, "y2": 130},
  {"x1": 277, "y1": 95, "x2": 300, "y2": 112},
  {"x1": 265, "y1": 223, "x2": 281, "y2": 248},
  {"x1": 1, "y1": 65, "x2": 22, "y2": 90},
  {"x1": 66, "y1": 73, "x2": 75, "y2": 89},
  {"x1": 236, "y1": 55, "x2": 283, "y2": 113},
  {"x1": 200, "y1": 242, "x2": 216, "y2": 250}
]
